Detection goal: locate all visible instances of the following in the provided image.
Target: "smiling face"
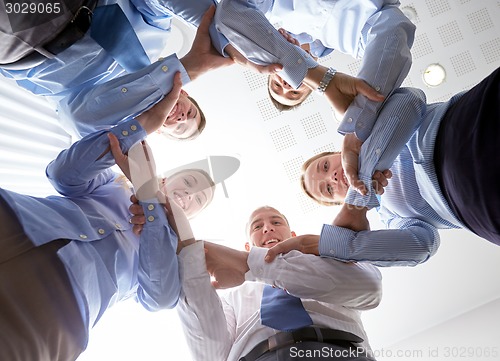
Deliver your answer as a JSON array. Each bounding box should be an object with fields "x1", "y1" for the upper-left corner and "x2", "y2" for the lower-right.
[
  {"x1": 246, "y1": 206, "x2": 293, "y2": 249},
  {"x1": 268, "y1": 74, "x2": 312, "y2": 107},
  {"x1": 303, "y1": 153, "x2": 349, "y2": 204},
  {"x1": 161, "y1": 169, "x2": 215, "y2": 219},
  {"x1": 161, "y1": 90, "x2": 202, "y2": 140}
]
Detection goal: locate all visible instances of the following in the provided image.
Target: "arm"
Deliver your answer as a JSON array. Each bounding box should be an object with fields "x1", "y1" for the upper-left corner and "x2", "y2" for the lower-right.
[
  {"x1": 57, "y1": 6, "x2": 231, "y2": 137},
  {"x1": 205, "y1": 242, "x2": 381, "y2": 310},
  {"x1": 339, "y1": 6, "x2": 415, "y2": 141},
  {"x1": 177, "y1": 241, "x2": 233, "y2": 360}
]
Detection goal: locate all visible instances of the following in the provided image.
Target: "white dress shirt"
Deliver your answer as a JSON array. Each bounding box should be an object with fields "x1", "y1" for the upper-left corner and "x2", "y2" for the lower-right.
[{"x1": 177, "y1": 241, "x2": 382, "y2": 361}]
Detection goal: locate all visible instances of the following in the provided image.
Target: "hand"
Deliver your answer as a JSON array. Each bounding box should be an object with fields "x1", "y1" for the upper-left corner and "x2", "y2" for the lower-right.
[
  {"x1": 180, "y1": 5, "x2": 234, "y2": 81},
  {"x1": 333, "y1": 204, "x2": 370, "y2": 232},
  {"x1": 225, "y1": 44, "x2": 282, "y2": 75},
  {"x1": 136, "y1": 72, "x2": 183, "y2": 134},
  {"x1": 264, "y1": 235, "x2": 320, "y2": 263},
  {"x1": 204, "y1": 241, "x2": 249, "y2": 289},
  {"x1": 342, "y1": 133, "x2": 392, "y2": 195},
  {"x1": 324, "y1": 72, "x2": 385, "y2": 115},
  {"x1": 108, "y1": 132, "x2": 132, "y2": 179},
  {"x1": 277, "y1": 28, "x2": 299, "y2": 46},
  {"x1": 129, "y1": 194, "x2": 146, "y2": 235}
]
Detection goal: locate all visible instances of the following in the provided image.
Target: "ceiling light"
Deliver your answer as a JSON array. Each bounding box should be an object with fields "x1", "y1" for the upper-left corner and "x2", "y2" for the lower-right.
[{"x1": 423, "y1": 63, "x2": 446, "y2": 87}]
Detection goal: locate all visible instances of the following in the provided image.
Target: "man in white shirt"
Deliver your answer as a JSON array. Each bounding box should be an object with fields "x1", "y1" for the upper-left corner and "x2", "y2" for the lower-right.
[{"x1": 176, "y1": 205, "x2": 382, "y2": 360}]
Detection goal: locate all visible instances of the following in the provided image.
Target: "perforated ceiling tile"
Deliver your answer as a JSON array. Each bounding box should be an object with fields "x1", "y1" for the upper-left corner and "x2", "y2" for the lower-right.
[
  {"x1": 282, "y1": 156, "x2": 305, "y2": 183},
  {"x1": 450, "y1": 51, "x2": 477, "y2": 77},
  {"x1": 243, "y1": 70, "x2": 267, "y2": 91},
  {"x1": 269, "y1": 125, "x2": 297, "y2": 152},
  {"x1": 301, "y1": 113, "x2": 328, "y2": 139},
  {"x1": 425, "y1": 0, "x2": 451, "y2": 17},
  {"x1": 297, "y1": 191, "x2": 321, "y2": 214},
  {"x1": 458, "y1": 0, "x2": 472, "y2": 4},
  {"x1": 312, "y1": 142, "x2": 338, "y2": 156},
  {"x1": 467, "y1": 8, "x2": 494, "y2": 34},
  {"x1": 480, "y1": 37, "x2": 500, "y2": 64},
  {"x1": 437, "y1": 21, "x2": 463, "y2": 47},
  {"x1": 256, "y1": 97, "x2": 281, "y2": 120},
  {"x1": 347, "y1": 60, "x2": 362, "y2": 75},
  {"x1": 412, "y1": 33, "x2": 434, "y2": 59}
]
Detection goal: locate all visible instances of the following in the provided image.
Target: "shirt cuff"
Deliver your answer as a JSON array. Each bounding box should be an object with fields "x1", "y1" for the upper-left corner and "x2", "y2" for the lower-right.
[
  {"x1": 109, "y1": 119, "x2": 147, "y2": 150},
  {"x1": 244, "y1": 247, "x2": 269, "y2": 282},
  {"x1": 151, "y1": 55, "x2": 191, "y2": 95},
  {"x1": 178, "y1": 240, "x2": 207, "y2": 281},
  {"x1": 319, "y1": 224, "x2": 356, "y2": 262}
]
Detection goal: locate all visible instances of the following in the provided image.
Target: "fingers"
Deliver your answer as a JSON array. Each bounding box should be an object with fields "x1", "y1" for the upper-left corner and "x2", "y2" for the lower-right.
[
  {"x1": 199, "y1": 4, "x2": 215, "y2": 32},
  {"x1": 356, "y1": 79, "x2": 385, "y2": 102},
  {"x1": 264, "y1": 242, "x2": 289, "y2": 263},
  {"x1": 166, "y1": 72, "x2": 183, "y2": 102},
  {"x1": 108, "y1": 133, "x2": 124, "y2": 162}
]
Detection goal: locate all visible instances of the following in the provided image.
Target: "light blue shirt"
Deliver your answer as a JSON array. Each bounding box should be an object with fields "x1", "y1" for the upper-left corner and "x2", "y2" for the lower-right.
[
  {"x1": 0, "y1": 0, "x2": 227, "y2": 138},
  {"x1": 214, "y1": 0, "x2": 415, "y2": 141},
  {"x1": 0, "y1": 119, "x2": 180, "y2": 348},
  {"x1": 319, "y1": 88, "x2": 467, "y2": 267}
]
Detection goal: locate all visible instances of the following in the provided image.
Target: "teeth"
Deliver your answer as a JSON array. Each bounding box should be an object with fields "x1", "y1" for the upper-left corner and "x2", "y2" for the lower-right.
[
  {"x1": 174, "y1": 193, "x2": 185, "y2": 209},
  {"x1": 265, "y1": 239, "x2": 279, "y2": 245}
]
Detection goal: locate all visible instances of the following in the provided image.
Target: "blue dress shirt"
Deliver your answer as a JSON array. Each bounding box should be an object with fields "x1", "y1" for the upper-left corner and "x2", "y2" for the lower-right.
[
  {"x1": 319, "y1": 88, "x2": 467, "y2": 266},
  {"x1": 0, "y1": 0, "x2": 227, "y2": 138},
  {"x1": 0, "y1": 119, "x2": 180, "y2": 348},
  {"x1": 214, "y1": 0, "x2": 415, "y2": 140}
]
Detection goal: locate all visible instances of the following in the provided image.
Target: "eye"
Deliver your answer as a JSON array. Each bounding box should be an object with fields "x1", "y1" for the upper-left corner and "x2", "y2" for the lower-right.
[
  {"x1": 292, "y1": 91, "x2": 299, "y2": 95},
  {"x1": 187, "y1": 108, "x2": 192, "y2": 116},
  {"x1": 273, "y1": 81, "x2": 281, "y2": 89},
  {"x1": 195, "y1": 195, "x2": 202, "y2": 206},
  {"x1": 323, "y1": 161, "x2": 329, "y2": 172},
  {"x1": 253, "y1": 225, "x2": 262, "y2": 231},
  {"x1": 183, "y1": 178, "x2": 191, "y2": 187},
  {"x1": 272, "y1": 221, "x2": 281, "y2": 225}
]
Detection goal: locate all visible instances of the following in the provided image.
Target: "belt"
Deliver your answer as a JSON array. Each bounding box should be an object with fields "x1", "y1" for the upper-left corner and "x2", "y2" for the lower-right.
[
  {"x1": 239, "y1": 326, "x2": 364, "y2": 361},
  {"x1": 2, "y1": 0, "x2": 98, "y2": 70}
]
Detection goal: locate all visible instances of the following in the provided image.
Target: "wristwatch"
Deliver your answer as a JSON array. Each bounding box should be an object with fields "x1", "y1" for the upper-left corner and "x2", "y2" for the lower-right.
[{"x1": 317, "y1": 67, "x2": 337, "y2": 94}]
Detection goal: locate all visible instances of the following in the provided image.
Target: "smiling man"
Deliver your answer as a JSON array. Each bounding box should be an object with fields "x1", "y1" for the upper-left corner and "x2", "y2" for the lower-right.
[{"x1": 175, "y1": 205, "x2": 382, "y2": 361}]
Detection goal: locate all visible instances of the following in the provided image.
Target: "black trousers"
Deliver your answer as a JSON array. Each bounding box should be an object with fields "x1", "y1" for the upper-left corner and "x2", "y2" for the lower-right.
[
  {"x1": 0, "y1": 197, "x2": 86, "y2": 361},
  {"x1": 255, "y1": 342, "x2": 373, "y2": 361},
  {"x1": 434, "y1": 67, "x2": 500, "y2": 245}
]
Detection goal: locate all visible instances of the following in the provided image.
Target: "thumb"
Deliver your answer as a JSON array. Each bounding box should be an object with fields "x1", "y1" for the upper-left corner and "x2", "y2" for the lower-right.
[
  {"x1": 108, "y1": 133, "x2": 124, "y2": 161},
  {"x1": 199, "y1": 5, "x2": 215, "y2": 32},
  {"x1": 356, "y1": 80, "x2": 385, "y2": 102}
]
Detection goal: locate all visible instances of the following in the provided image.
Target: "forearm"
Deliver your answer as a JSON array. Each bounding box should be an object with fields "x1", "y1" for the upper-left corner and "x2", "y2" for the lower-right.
[
  {"x1": 339, "y1": 6, "x2": 415, "y2": 140},
  {"x1": 319, "y1": 219, "x2": 440, "y2": 267},
  {"x1": 345, "y1": 88, "x2": 426, "y2": 209},
  {"x1": 177, "y1": 241, "x2": 232, "y2": 360},
  {"x1": 215, "y1": 0, "x2": 318, "y2": 88},
  {"x1": 56, "y1": 55, "x2": 190, "y2": 137},
  {"x1": 137, "y1": 200, "x2": 181, "y2": 311},
  {"x1": 247, "y1": 247, "x2": 382, "y2": 309},
  {"x1": 46, "y1": 119, "x2": 146, "y2": 196}
]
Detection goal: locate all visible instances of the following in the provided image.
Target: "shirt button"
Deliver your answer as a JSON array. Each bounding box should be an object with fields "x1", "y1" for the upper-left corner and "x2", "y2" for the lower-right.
[
  {"x1": 161, "y1": 65, "x2": 168, "y2": 72},
  {"x1": 147, "y1": 204, "x2": 155, "y2": 211},
  {"x1": 267, "y1": 29, "x2": 272, "y2": 34},
  {"x1": 115, "y1": 223, "x2": 121, "y2": 229},
  {"x1": 130, "y1": 125, "x2": 137, "y2": 131},
  {"x1": 375, "y1": 148, "x2": 381, "y2": 155},
  {"x1": 122, "y1": 130, "x2": 129, "y2": 136},
  {"x1": 98, "y1": 228, "x2": 105, "y2": 235},
  {"x1": 347, "y1": 117, "x2": 353, "y2": 123},
  {"x1": 79, "y1": 234, "x2": 87, "y2": 239},
  {"x1": 121, "y1": 87, "x2": 127, "y2": 93},
  {"x1": 297, "y1": 58, "x2": 303, "y2": 64},
  {"x1": 158, "y1": 57, "x2": 164, "y2": 61},
  {"x1": 148, "y1": 215, "x2": 155, "y2": 222},
  {"x1": 375, "y1": 86, "x2": 381, "y2": 91},
  {"x1": 329, "y1": 249, "x2": 335, "y2": 255}
]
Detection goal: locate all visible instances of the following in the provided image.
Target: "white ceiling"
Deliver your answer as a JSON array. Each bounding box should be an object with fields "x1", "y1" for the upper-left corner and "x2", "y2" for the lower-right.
[{"x1": 1, "y1": 0, "x2": 500, "y2": 360}]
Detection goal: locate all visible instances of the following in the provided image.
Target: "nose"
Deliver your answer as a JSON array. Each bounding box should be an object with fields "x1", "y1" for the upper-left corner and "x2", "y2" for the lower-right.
[
  {"x1": 263, "y1": 223, "x2": 274, "y2": 233},
  {"x1": 331, "y1": 170, "x2": 339, "y2": 184},
  {"x1": 176, "y1": 112, "x2": 186, "y2": 122},
  {"x1": 281, "y1": 79, "x2": 292, "y2": 89}
]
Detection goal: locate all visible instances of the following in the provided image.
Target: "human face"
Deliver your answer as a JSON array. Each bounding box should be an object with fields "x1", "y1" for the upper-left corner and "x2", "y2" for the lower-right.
[
  {"x1": 303, "y1": 154, "x2": 349, "y2": 204},
  {"x1": 161, "y1": 170, "x2": 214, "y2": 219},
  {"x1": 268, "y1": 74, "x2": 312, "y2": 107},
  {"x1": 247, "y1": 207, "x2": 292, "y2": 249},
  {"x1": 162, "y1": 90, "x2": 201, "y2": 140}
]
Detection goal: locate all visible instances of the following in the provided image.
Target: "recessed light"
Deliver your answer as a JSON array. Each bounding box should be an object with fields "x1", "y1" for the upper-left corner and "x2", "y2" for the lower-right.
[{"x1": 423, "y1": 64, "x2": 446, "y2": 87}]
